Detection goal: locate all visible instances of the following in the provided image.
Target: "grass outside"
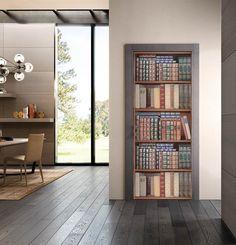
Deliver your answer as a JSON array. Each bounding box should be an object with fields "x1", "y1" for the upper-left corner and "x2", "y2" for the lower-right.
[{"x1": 57, "y1": 136, "x2": 109, "y2": 163}]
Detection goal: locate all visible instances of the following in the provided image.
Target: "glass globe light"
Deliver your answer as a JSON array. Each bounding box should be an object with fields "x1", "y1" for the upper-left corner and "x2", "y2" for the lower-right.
[
  {"x1": 14, "y1": 54, "x2": 24, "y2": 63},
  {"x1": 0, "y1": 75, "x2": 7, "y2": 84},
  {"x1": 0, "y1": 58, "x2": 7, "y2": 66},
  {"x1": 14, "y1": 72, "x2": 25, "y2": 81},
  {"x1": 1, "y1": 67, "x2": 9, "y2": 76},
  {"x1": 24, "y1": 62, "x2": 33, "y2": 72}
]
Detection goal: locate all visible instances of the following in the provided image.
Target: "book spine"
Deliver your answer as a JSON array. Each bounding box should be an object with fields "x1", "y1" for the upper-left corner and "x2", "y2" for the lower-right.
[
  {"x1": 165, "y1": 84, "x2": 171, "y2": 109},
  {"x1": 170, "y1": 172, "x2": 175, "y2": 197},
  {"x1": 135, "y1": 84, "x2": 140, "y2": 108},
  {"x1": 188, "y1": 172, "x2": 192, "y2": 197},
  {"x1": 183, "y1": 115, "x2": 191, "y2": 140},
  {"x1": 174, "y1": 84, "x2": 179, "y2": 109},
  {"x1": 140, "y1": 87, "x2": 147, "y2": 108},
  {"x1": 181, "y1": 116, "x2": 188, "y2": 140},
  {"x1": 179, "y1": 84, "x2": 184, "y2": 109},
  {"x1": 170, "y1": 84, "x2": 174, "y2": 109},
  {"x1": 160, "y1": 84, "x2": 165, "y2": 109},
  {"x1": 135, "y1": 173, "x2": 140, "y2": 197},
  {"x1": 165, "y1": 172, "x2": 171, "y2": 197},
  {"x1": 174, "y1": 172, "x2": 179, "y2": 197},
  {"x1": 160, "y1": 172, "x2": 165, "y2": 197}
]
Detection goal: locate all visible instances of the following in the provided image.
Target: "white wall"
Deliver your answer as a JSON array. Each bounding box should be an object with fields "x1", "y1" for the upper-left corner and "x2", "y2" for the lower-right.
[
  {"x1": 109, "y1": 0, "x2": 221, "y2": 199},
  {"x1": 0, "y1": 0, "x2": 108, "y2": 9}
]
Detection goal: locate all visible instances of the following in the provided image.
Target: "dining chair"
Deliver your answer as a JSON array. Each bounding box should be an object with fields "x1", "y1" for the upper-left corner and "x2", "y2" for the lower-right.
[{"x1": 3, "y1": 133, "x2": 45, "y2": 186}]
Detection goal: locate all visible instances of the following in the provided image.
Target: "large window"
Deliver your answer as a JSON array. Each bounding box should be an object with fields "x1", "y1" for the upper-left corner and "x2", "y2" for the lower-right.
[{"x1": 56, "y1": 25, "x2": 109, "y2": 164}]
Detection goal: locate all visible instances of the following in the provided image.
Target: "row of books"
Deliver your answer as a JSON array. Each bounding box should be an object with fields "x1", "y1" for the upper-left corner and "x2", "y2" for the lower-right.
[
  {"x1": 136, "y1": 143, "x2": 191, "y2": 169},
  {"x1": 135, "y1": 84, "x2": 191, "y2": 109},
  {"x1": 135, "y1": 112, "x2": 191, "y2": 141},
  {"x1": 135, "y1": 172, "x2": 192, "y2": 198},
  {"x1": 135, "y1": 55, "x2": 191, "y2": 81}
]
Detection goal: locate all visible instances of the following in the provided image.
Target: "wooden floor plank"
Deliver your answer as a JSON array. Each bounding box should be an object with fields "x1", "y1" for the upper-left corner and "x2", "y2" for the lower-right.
[
  {"x1": 158, "y1": 202, "x2": 176, "y2": 245},
  {"x1": 61, "y1": 185, "x2": 109, "y2": 245},
  {"x1": 41, "y1": 178, "x2": 109, "y2": 245},
  {"x1": 190, "y1": 200, "x2": 223, "y2": 245},
  {"x1": 180, "y1": 201, "x2": 208, "y2": 245},
  {"x1": 78, "y1": 204, "x2": 113, "y2": 245},
  {"x1": 134, "y1": 200, "x2": 147, "y2": 215},
  {"x1": 0, "y1": 168, "x2": 106, "y2": 244},
  {"x1": 201, "y1": 200, "x2": 235, "y2": 244},
  {"x1": 0, "y1": 167, "x2": 88, "y2": 227},
  {"x1": 22, "y1": 172, "x2": 108, "y2": 245},
  {"x1": 143, "y1": 200, "x2": 159, "y2": 245},
  {"x1": 0, "y1": 167, "x2": 235, "y2": 245},
  {"x1": 111, "y1": 201, "x2": 135, "y2": 245},
  {"x1": 0, "y1": 169, "x2": 89, "y2": 241},
  {"x1": 169, "y1": 200, "x2": 192, "y2": 245},
  {"x1": 127, "y1": 214, "x2": 145, "y2": 245},
  {"x1": 95, "y1": 200, "x2": 125, "y2": 245}
]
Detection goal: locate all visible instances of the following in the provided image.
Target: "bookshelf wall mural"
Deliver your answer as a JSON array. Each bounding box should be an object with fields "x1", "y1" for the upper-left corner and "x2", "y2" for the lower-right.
[{"x1": 125, "y1": 44, "x2": 199, "y2": 200}]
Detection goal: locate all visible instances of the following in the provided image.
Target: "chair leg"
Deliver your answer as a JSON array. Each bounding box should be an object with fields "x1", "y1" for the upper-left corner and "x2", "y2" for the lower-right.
[
  {"x1": 23, "y1": 163, "x2": 27, "y2": 186},
  {"x1": 20, "y1": 164, "x2": 22, "y2": 181},
  {"x1": 39, "y1": 161, "x2": 44, "y2": 183}
]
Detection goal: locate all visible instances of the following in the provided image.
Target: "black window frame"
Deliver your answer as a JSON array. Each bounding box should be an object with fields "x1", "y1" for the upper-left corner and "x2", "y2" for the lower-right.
[{"x1": 55, "y1": 23, "x2": 109, "y2": 166}]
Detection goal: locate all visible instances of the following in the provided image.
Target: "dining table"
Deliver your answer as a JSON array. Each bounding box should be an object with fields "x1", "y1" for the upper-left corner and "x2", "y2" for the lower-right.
[{"x1": 0, "y1": 138, "x2": 37, "y2": 175}]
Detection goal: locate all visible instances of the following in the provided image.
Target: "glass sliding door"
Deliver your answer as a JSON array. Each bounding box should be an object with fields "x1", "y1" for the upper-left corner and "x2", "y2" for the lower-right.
[
  {"x1": 95, "y1": 26, "x2": 109, "y2": 163},
  {"x1": 56, "y1": 26, "x2": 91, "y2": 163}
]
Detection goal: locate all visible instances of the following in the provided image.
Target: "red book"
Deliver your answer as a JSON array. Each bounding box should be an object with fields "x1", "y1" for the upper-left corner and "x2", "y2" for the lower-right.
[
  {"x1": 28, "y1": 104, "x2": 34, "y2": 118},
  {"x1": 160, "y1": 172, "x2": 165, "y2": 197},
  {"x1": 160, "y1": 84, "x2": 165, "y2": 109}
]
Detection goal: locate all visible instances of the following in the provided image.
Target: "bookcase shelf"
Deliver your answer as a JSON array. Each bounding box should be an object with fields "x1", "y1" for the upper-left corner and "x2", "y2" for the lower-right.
[
  {"x1": 135, "y1": 80, "x2": 191, "y2": 84},
  {"x1": 134, "y1": 196, "x2": 192, "y2": 200},
  {"x1": 136, "y1": 140, "x2": 191, "y2": 143},
  {"x1": 135, "y1": 169, "x2": 192, "y2": 172},
  {"x1": 135, "y1": 108, "x2": 191, "y2": 112}
]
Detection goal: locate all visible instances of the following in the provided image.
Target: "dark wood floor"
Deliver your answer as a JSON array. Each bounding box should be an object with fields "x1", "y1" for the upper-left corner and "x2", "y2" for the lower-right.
[{"x1": 0, "y1": 166, "x2": 235, "y2": 245}]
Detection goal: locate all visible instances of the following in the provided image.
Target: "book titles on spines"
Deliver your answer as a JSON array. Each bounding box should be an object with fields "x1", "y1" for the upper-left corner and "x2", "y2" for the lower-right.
[
  {"x1": 135, "y1": 172, "x2": 192, "y2": 198},
  {"x1": 135, "y1": 84, "x2": 191, "y2": 109},
  {"x1": 136, "y1": 112, "x2": 191, "y2": 141},
  {"x1": 136, "y1": 143, "x2": 191, "y2": 170},
  {"x1": 135, "y1": 55, "x2": 191, "y2": 81}
]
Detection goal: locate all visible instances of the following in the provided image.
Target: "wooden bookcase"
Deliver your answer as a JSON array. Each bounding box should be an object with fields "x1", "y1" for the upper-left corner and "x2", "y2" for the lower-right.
[{"x1": 125, "y1": 44, "x2": 199, "y2": 200}]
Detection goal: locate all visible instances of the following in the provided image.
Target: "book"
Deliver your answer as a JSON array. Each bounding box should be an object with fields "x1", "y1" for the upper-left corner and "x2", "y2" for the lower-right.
[
  {"x1": 140, "y1": 175, "x2": 147, "y2": 196},
  {"x1": 135, "y1": 85, "x2": 140, "y2": 108},
  {"x1": 183, "y1": 115, "x2": 191, "y2": 139},
  {"x1": 165, "y1": 172, "x2": 171, "y2": 197},
  {"x1": 160, "y1": 84, "x2": 165, "y2": 109},
  {"x1": 135, "y1": 173, "x2": 140, "y2": 197},
  {"x1": 160, "y1": 172, "x2": 165, "y2": 197},
  {"x1": 174, "y1": 172, "x2": 179, "y2": 197},
  {"x1": 165, "y1": 84, "x2": 171, "y2": 109},
  {"x1": 154, "y1": 174, "x2": 160, "y2": 197},
  {"x1": 174, "y1": 84, "x2": 179, "y2": 109},
  {"x1": 140, "y1": 87, "x2": 147, "y2": 108},
  {"x1": 170, "y1": 172, "x2": 175, "y2": 197},
  {"x1": 154, "y1": 86, "x2": 160, "y2": 108},
  {"x1": 170, "y1": 84, "x2": 174, "y2": 108}
]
